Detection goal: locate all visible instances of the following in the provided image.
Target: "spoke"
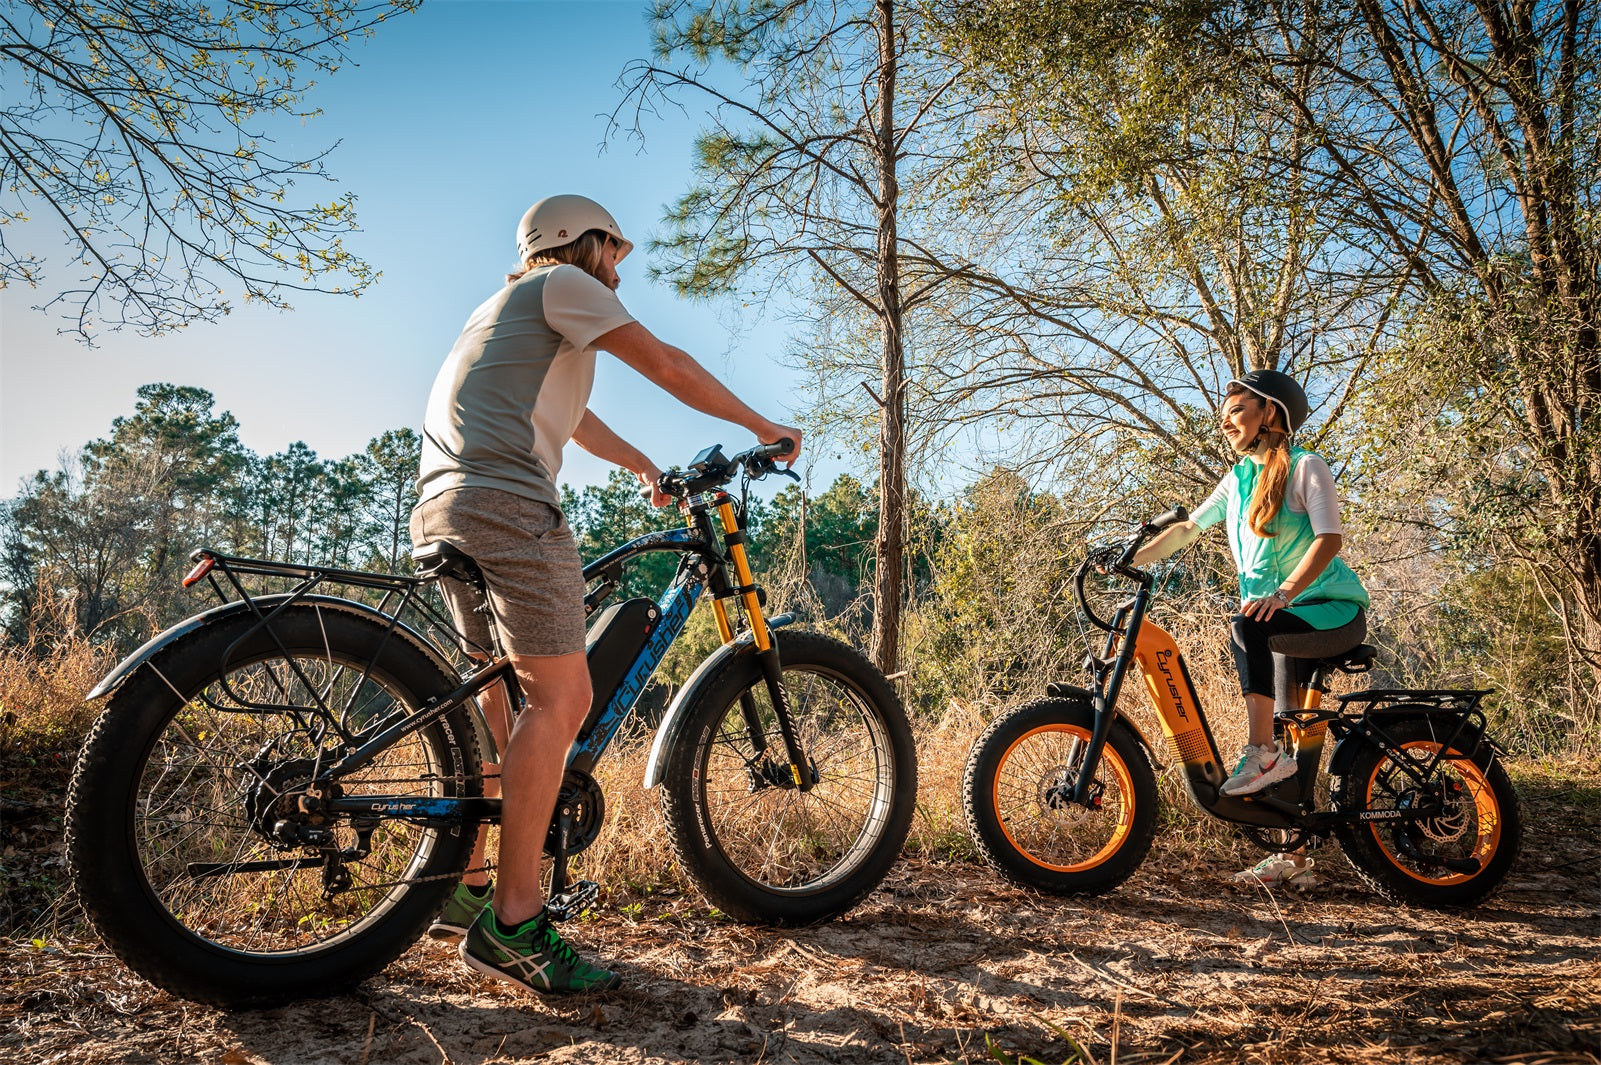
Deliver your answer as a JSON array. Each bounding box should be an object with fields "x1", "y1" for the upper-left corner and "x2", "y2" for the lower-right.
[
  {"x1": 132, "y1": 649, "x2": 453, "y2": 954},
  {"x1": 698, "y1": 667, "x2": 893, "y2": 891}
]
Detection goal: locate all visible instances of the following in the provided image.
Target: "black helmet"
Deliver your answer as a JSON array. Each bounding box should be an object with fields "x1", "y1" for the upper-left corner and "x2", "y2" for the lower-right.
[{"x1": 1228, "y1": 369, "x2": 1310, "y2": 432}]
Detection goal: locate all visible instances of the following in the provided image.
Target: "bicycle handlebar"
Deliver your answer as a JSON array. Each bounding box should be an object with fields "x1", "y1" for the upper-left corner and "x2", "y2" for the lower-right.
[
  {"x1": 657, "y1": 439, "x2": 799, "y2": 499},
  {"x1": 1073, "y1": 505, "x2": 1188, "y2": 631}
]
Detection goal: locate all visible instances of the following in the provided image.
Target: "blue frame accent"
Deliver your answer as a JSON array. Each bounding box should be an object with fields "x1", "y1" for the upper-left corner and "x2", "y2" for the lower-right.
[{"x1": 568, "y1": 574, "x2": 705, "y2": 770}]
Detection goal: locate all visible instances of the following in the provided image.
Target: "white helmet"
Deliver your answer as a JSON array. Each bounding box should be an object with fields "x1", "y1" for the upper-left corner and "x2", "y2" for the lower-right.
[{"x1": 515, "y1": 195, "x2": 633, "y2": 263}]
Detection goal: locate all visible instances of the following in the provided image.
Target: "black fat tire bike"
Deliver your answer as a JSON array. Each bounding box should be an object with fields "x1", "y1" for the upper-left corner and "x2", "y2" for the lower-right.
[
  {"x1": 963, "y1": 507, "x2": 1522, "y2": 910},
  {"x1": 67, "y1": 442, "x2": 917, "y2": 1006}
]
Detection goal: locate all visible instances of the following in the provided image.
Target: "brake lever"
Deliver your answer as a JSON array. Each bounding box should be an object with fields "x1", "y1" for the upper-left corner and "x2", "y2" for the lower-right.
[{"x1": 745, "y1": 456, "x2": 800, "y2": 482}]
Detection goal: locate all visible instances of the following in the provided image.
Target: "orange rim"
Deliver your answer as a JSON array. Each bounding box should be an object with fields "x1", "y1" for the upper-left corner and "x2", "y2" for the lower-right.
[
  {"x1": 1365, "y1": 740, "x2": 1502, "y2": 885},
  {"x1": 991, "y1": 724, "x2": 1136, "y2": 873}
]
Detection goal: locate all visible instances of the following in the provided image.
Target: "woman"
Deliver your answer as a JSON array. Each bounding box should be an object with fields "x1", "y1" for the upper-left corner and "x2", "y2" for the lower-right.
[
  {"x1": 410, "y1": 194, "x2": 800, "y2": 992},
  {"x1": 1132, "y1": 369, "x2": 1369, "y2": 887}
]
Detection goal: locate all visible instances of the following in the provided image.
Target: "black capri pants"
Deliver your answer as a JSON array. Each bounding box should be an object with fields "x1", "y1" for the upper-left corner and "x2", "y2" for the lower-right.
[
  {"x1": 1232, "y1": 607, "x2": 1369, "y2": 715},
  {"x1": 1229, "y1": 610, "x2": 1316, "y2": 699}
]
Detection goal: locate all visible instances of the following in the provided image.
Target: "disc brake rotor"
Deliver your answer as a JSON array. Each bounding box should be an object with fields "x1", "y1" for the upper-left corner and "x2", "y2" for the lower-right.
[{"x1": 1038, "y1": 765, "x2": 1096, "y2": 826}]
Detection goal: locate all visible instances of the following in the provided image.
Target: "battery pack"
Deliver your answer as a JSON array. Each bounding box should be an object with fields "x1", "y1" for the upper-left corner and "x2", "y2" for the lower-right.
[{"x1": 579, "y1": 597, "x2": 661, "y2": 739}]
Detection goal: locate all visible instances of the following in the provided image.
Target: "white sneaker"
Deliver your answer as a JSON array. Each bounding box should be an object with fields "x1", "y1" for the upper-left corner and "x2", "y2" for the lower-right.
[
  {"x1": 1221, "y1": 742, "x2": 1297, "y2": 796},
  {"x1": 1233, "y1": 853, "x2": 1321, "y2": 890}
]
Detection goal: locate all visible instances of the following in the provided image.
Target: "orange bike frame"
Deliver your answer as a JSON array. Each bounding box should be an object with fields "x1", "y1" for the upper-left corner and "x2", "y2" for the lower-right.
[{"x1": 1119, "y1": 618, "x2": 1328, "y2": 827}]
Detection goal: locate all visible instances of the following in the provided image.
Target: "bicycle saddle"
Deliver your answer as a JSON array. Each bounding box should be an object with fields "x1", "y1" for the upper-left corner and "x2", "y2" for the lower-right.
[
  {"x1": 411, "y1": 540, "x2": 485, "y2": 588},
  {"x1": 1270, "y1": 609, "x2": 1374, "y2": 673}
]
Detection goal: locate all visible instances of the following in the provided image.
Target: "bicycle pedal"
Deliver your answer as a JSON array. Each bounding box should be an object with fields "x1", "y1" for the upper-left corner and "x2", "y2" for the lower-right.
[{"x1": 546, "y1": 879, "x2": 600, "y2": 922}]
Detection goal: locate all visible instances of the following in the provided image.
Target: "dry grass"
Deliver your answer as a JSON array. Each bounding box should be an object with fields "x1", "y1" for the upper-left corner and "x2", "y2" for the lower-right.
[
  {"x1": 0, "y1": 630, "x2": 117, "y2": 934},
  {"x1": 2, "y1": 609, "x2": 1559, "y2": 932},
  {"x1": 3, "y1": 632, "x2": 1600, "y2": 1063},
  {"x1": 0, "y1": 629, "x2": 114, "y2": 783}
]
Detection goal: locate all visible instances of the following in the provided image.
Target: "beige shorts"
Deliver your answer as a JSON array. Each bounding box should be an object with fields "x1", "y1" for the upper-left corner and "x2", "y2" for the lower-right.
[{"x1": 409, "y1": 487, "x2": 586, "y2": 658}]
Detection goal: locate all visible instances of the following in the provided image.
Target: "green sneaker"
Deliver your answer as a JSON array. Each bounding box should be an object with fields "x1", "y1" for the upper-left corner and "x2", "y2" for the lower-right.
[
  {"x1": 459, "y1": 907, "x2": 621, "y2": 994},
  {"x1": 428, "y1": 880, "x2": 491, "y2": 943}
]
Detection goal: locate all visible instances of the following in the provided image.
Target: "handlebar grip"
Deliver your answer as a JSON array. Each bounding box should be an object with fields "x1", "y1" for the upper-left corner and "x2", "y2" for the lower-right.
[
  {"x1": 1146, "y1": 505, "x2": 1189, "y2": 532},
  {"x1": 758, "y1": 437, "x2": 795, "y2": 458}
]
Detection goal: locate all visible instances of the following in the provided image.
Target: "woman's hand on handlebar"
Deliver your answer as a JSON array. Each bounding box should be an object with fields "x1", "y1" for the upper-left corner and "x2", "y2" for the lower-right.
[{"x1": 1130, "y1": 519, "x2": 1201, "y2": 568}]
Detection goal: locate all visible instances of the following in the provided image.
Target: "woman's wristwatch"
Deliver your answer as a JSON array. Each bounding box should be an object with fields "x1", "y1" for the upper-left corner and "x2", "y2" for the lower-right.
[{"x1": 1271, "y1": 589, "x2": 1292, "y2": 607}]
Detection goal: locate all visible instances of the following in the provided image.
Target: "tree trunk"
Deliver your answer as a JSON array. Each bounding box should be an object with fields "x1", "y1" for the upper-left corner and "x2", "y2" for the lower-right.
[{"x1": 870, "y1": 0, "x2": 905, "y2": 676}]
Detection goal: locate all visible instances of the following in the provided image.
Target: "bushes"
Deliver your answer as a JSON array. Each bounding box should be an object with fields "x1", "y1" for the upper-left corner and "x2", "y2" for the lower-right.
[{"x1": 0, "y1": 627, "x2": 112, "y2": 788}]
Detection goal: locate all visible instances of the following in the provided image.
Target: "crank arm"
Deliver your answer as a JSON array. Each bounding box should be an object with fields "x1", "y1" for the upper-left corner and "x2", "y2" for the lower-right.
[{"x1": 547, "y1": 879, "x2": 600, "y2": 922}]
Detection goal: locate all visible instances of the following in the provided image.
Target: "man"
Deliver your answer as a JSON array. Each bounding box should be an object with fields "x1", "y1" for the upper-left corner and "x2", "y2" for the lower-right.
[{"x1": 411, "y1": 194, "x2": 801, "y2": 992}]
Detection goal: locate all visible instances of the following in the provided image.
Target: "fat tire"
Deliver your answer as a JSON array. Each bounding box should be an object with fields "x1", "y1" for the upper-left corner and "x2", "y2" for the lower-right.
[
  {"x1": 1334, "y1": 717, "x2": 1522, "y2": 908},
  {"x1": 963, "y1": 698, "x2": 1159, "y2": 895},
  {"x1": 66, "y1": 604, "x2": 480, "y2": 1006},
  {"x1": 659, "y1": 630, "x2": 916, "y2": 925}
]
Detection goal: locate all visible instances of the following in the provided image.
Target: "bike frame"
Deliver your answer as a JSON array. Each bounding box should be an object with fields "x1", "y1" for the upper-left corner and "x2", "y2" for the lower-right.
[
  {"x1": 167, "y1": 482, "x2": 799, "y2": 830},
  {"x1": 1079, "y1": 560, "x2": 1491, "y2": 837}
]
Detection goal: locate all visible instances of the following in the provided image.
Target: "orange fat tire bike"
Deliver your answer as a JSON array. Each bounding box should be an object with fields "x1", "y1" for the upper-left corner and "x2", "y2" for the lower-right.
[{"x1": 962, "y1": 507, "x2": 1522, "y2": 908}]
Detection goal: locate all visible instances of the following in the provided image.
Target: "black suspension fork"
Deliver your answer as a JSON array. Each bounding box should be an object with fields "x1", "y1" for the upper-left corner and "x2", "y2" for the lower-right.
[
  {"x1": 706, "y1": 497, "x2": 813, "y2": 791},
  {"x1": 1070, "y1": 583, "x2": 1152, "y2": 805}
]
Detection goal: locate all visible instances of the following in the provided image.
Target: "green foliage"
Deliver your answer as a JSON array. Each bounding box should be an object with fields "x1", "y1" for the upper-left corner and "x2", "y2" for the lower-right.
[
  {"x1": 563, "y1": 470, "x2": 683, "y2": 601},
  {"x1": 4, "y1": 384, "x2": 248, "y2": 643},
  {"x1": 754, "y1": 475, "x2": 878, "y2": 619},
  {"x1": 2, "y1": 385, "x2": 426, "y2": 650},
  {"x1": 1428, "y1": 566, "x2": 1575, "y2": 753},
  {"x1": 358, "y1": 429, "x2": 423, "y2": 574},
  {"x1": 1, "y1": 0, "x2": 418, "y2": 338},
  {"x1": 942, "y1": 0, "x2": 1236, "y2": 207},
  {"x1": 915, "y1": 469, "x2": 1080, "y2": 708}
]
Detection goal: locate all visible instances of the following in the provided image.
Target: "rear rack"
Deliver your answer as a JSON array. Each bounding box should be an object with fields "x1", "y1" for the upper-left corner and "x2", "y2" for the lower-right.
[
  {"x1": 183, "y1": 547, "x2": 475, "y2": 659},
  {"x1": 1336, "y1": 689, "x2": 1492, "y2": 715}
]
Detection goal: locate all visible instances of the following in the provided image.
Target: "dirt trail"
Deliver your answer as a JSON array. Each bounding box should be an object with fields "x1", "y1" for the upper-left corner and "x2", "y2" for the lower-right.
[{"x1": 5, "y1": 788, "x2": 1599, "y2": 1064}]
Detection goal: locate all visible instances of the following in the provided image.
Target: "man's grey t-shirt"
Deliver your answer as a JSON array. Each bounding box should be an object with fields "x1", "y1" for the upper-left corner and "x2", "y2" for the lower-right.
[{"x1": 417, "y1": 264, "x2": 636, "y2": 508}]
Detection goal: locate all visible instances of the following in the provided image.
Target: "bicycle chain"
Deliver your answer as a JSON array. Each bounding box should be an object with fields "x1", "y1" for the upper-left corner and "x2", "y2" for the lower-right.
[
  {"x1": 284, "y1": 772, "x2": 499, "y2": 896},
  {"x1": 341, "y1": 862, "x2": 497, "y2": 896}
]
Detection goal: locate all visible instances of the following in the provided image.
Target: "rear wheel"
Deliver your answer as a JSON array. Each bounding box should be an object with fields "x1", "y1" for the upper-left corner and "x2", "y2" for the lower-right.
[
  {"x1": 1334, "y1": 718, "x2": 1522, "y2": 907},
  {"x1": 67, "y1": 603, "x2": 481, "y2": 1006},
  {"x1": 963, "y1": 699, "x2": 1159, "y2": 894}
]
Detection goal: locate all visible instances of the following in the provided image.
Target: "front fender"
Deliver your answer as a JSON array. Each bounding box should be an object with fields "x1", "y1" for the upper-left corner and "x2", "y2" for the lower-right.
[{"x1": 641, "y1": 613, "x2": 795, "y2": 789}]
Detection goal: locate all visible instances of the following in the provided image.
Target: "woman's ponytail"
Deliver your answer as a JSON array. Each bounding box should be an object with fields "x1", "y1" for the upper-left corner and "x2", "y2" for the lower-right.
[
  {"x1": 1248, "y1": 434, "x2": 1291, "y2": 537},
  {"x1": 1227, "y1": 382, "x2": 1291, "y2": 537}
]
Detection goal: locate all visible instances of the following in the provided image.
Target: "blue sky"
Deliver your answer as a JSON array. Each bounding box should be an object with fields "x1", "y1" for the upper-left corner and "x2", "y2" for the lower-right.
[{"x1": 0, "y1": 0, "x2": 831, "y2": 497}]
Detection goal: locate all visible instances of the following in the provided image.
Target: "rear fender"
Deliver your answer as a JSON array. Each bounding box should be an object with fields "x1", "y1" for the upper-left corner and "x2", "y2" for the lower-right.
[
  {"x1": 1328, "y1": 713, "x2": 1485, "y2": 779},
  {"x1": 84, "y1": 595, "x2": 494, "y2": 762},
  {"x1": 642, "y1": 614, "x2": 795, "y2": 789}
]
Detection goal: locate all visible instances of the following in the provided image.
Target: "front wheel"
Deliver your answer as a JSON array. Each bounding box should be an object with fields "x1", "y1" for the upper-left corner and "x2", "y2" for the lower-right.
[
  {"x1": 963, "y1": 698, "x2": 1159, "y2": 895},
  {"x1": 659, "y1": 630, "x2": 916, "y2": 925},
  {"x1": 1334, "y1": 718, "x2": 1522, "y2": 908}
]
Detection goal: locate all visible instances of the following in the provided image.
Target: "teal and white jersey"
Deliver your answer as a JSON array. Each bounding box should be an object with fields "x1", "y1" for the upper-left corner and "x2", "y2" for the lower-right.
[{"x1": 1191, "y1": 447, "x2": 1369, "y2": 630}]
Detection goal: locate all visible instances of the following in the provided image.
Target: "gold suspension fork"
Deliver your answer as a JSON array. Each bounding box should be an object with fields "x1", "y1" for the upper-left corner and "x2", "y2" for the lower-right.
[{"x1": 714, "y1": 498, "x2": 812, "y2": 791}]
